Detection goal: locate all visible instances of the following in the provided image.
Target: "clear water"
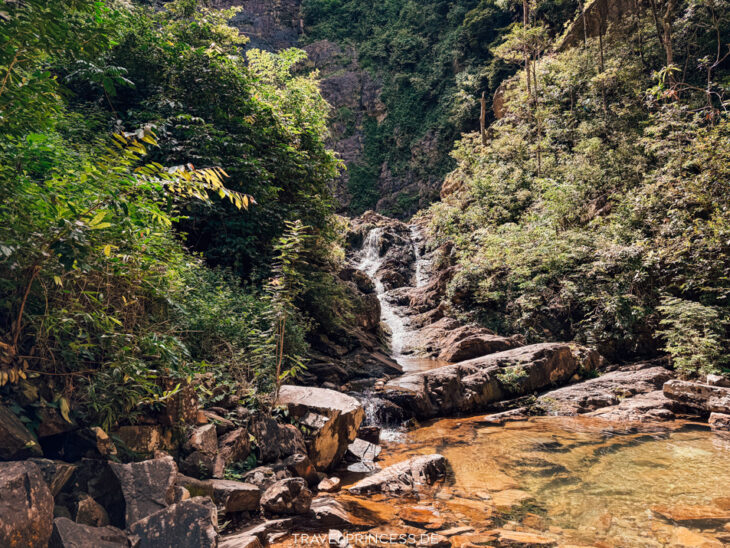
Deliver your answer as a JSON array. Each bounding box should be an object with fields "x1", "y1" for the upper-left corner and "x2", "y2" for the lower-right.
[{"x1": 390, "y1": 415, "x2": 730, "y2": 546}]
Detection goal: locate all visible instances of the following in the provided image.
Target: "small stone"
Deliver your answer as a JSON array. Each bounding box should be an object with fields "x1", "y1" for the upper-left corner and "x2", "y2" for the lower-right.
[
  {"x1": 284, "y1": 452, "x2": 319, "y2": 485},
  {"x1": 318, "y1": 476, "x2": 341, "y2": 492}
]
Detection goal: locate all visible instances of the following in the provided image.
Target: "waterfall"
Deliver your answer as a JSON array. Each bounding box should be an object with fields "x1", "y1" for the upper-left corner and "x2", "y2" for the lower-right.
[
  {"x1": 410, "y1": 225, "x2": 429, "y2": 289},
  {"x1": 356, "y1": 227, "x2": 409, "y2": 357}
]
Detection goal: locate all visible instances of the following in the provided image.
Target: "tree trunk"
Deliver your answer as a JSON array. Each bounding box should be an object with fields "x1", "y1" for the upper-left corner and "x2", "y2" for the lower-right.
[{"x1": 480, "y1": 91, "x2": 487, "y2": 145}]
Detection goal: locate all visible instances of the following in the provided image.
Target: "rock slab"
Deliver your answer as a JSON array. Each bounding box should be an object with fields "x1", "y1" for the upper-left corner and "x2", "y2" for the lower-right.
[{"x1": 0, "y1": 461, "x2": 54, "y2": 547}]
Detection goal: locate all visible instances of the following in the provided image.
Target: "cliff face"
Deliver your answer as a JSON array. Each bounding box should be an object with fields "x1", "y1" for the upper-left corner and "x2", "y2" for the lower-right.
[{"x1": 211, "y1": 0, "x2": 302, "y2": 50}]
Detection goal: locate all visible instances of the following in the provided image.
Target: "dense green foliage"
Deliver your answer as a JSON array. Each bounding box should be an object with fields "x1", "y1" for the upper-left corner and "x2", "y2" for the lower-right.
[
  {"x1": 427, "y1": 0, "x2": 730, "y2": 374},
  {"x1": 301, "y1": 0, "x2": 578, "y2": 216},
  {"x1": 0, "y1": 0, "x2": 343, "y2": 429}
]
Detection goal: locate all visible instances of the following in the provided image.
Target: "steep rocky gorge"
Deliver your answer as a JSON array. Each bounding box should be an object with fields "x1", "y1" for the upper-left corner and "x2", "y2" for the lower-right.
[{"x1": 2, "y1": 212, "x2": 730, "y2": 547}]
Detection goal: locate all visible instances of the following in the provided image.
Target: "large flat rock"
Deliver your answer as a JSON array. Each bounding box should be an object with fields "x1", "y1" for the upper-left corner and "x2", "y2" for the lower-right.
[
  {"x1": 535, "y1": 364, "x2": 673, "y2": 416},
  {"x1": 663, "y1": 380, "x2": 730, "y2": 414},
  {"x1": 382, "y1": 343, "x2": 602, "y2": 418}
]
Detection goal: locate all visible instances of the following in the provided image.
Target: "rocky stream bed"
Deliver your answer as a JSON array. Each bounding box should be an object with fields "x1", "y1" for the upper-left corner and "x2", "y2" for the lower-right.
[{"x1": 1, "y1": 212, "x2": 730, "y2": 547}]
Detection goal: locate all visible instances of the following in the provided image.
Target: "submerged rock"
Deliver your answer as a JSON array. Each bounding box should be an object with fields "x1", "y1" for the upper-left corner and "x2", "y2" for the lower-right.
[
  {"x1": 277, "y1": 385, "x2": 365, "y2": 470},
  {"x1": 0, "y1": 461, "x2": 54, "y2": 547},
  {"x1": 347, "y1": 454, "x2": 446, "y2": 495},
  {"x1": 383, "y1": 343, "x2": 602, "y2": 419}
]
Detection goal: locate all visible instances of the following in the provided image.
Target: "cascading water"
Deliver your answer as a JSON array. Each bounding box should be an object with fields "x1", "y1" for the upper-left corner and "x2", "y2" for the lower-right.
[
  {"x1": 409, "y1": 225, "x2": 429, "y2": 289},
  {"x1": 356, "y1": 227, "x2": 410, "y2": 357}
]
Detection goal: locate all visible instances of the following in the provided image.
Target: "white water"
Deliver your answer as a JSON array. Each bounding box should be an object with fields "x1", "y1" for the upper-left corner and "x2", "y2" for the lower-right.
[
  {"x1": 356, "y1": 227, "x2": 409, "y2": 357},
  {"x1": 409, "y1": 225, "x2": 430, "y2": 289}
]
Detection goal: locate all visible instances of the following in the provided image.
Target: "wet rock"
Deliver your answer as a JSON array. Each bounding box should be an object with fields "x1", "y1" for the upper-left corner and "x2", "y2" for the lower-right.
[
  {"x1": 652, "y1": 504, "x2": 730, "y2": 525},
  {"x1": 664, "y1": 380, "x2": 730, "y2": 414},
  {"x1": 113, "y1": 425, "x2": 167, "y2": 455},
  {"x1": 108, "y1": 455, "x2": 177, "y2": 527},
  {"x1": 360, "y1": 395, "x2": 406, "y2": 426},
  {"x1": 535, "y1": 364, "x2": 673, "y2": 416},
  {"x1": 479, "y1": 408, "x2": 529, "y2": 425},
  {"x1": 710, "y1": 412, "x2": 730, "y2": 431},
  {"x1": 284, "y1": 452, "x2": 319, "y2": 485},
  {"x1": 127, "y1": 496, "x2": 217, "y2": 548},
  {"x1": 250, "y1": 416, "x2": 307, "y2": 464},
  {"x1": 0, "y1": 461, "x2": 54, "y2": 547},
  {"x1": 208, "y1": 479, "x2": 261, "y2": 513},
  {"x1": 0, "y1": 404, "x2": 43, "y2": 459},
  {"x1": 73, "y1": 493, "x2": 110, "y2": 527},
  {"x1": 277, "y1": 385, "x2": 365, "y2": 470},
  {"x1": 346, "y1": 438, "x2": 381, "y2": 462},
  {"x1": 27, "y1": 458, "x2": 76, "y2": 496},
  {"x1": 348, "y1": 454, "x2": 446, "y2": 495},
  {"x1": 318, "y1": 476, "x2": 341, "y2": 492},
  {"x1": 260, "y1": 477, "x2": 313, "y2": 515},
  {"x1": 384, "y1": 343, "x2": 602, "y2": 419},
  {"x1": 49, "y1": 517, "x2": 128, "y2": 548}
]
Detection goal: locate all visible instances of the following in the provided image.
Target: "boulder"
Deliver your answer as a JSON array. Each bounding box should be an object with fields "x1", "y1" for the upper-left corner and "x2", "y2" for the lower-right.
[
  {"x1": 284, "y1": 452, "x2": 319, "y2": 485},
  {"x1": 207, "y1": 479, "x2": 261, "y2": 512},
  {"x1": 706, "y1": 374, "x2": 730, "y2": 387},
  {"x1": 185, "y1": 424, "x2": 218, "y2": 454},
  {"x1": 438, "y1": 332, "x2": 524, "y2": 363},
  {"x1": 218, "y1": 427, "x2": 250, "y2": 467},
  {"x1": 277, "y1": 385, "x2": 365, "y2": 469},
  {"x1": 27, "y1": 458, "x2": 76, "y2": 496},
  {"x1": 36, "y1": 407, "x2": 77, "y2": 439},
  {"x1": 357, "y1": 425, "x2": 381, "y2": 444},
  {"x1": 250, "y1": 416, "x2": 307, "y2": 464},
  {"x1": 0, "y1": 404, "x2": 42, "y2": 459},
  {"x1": 113, "y1": 425, "x2": 167, "y2": 455},
  {"x1": 308, "y1": 497, "x2": 373, "y2": 530},
  {"x1": 384, "y1": 343, "x2": 602, "y2": 419},
  {"x1": 72, "y1": 493, "x2": 110, "y2": 527},
  {"x1": 108, "y1": 455, "x2": 177, "y2": 527},
  {"x1": 346, "y1": 438, "x2": 381, "y2": 462},
  {"x1": 535, "y1": 364, "x2": 673, "y2": 416},
  {"x1": 709, "y1": 412, "x2": 730, "y2": 431},
  {"x1": 664, "y1": 380, "x2": 730, "y2": 414},
  {"x1": 0, "y1": 461, "x2": 54, "y2": 547},
  {"x1": 242, "y1": 465, "x2": 293, "y2": 489},
  {"x1": 260, "y1": 477, "x2": 313, "y2": 515},
  {"x1": 589, "y1": 390, "x2": 675, "y2": 422},
  {"x1": 49, "y1": 518, "x2": 128, "y2": 548},
  {"x1": 348, "y1": 454, "x2": 446, "y2": 495},
  {"x1": 127, "y1": 497, "x2": 218, "y2": 548}
]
